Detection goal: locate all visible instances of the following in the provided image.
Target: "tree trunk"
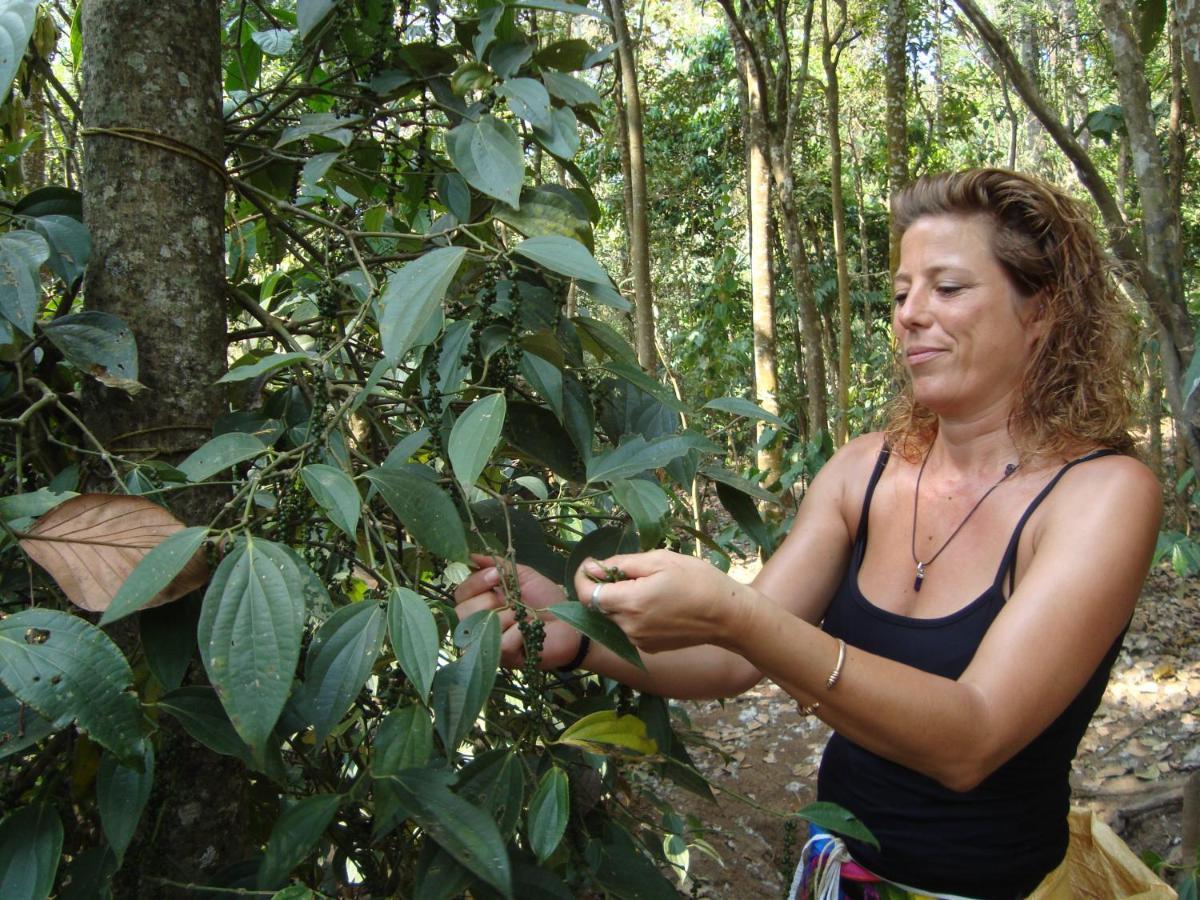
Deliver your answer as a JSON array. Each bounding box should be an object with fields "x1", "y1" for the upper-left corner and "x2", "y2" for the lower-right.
[
  {"x1": 605, "y1": 0, "x2": 656, "y2": 373},
  {"x1": 1060, "y1": 0, "x2": 1089, "y2": 149},
  {"x1": 823, "y1": 0, "x2": 852, "y2": 446},
  {"x1": 732, "y1": 28, "x2": 784, "y2": 486},
  {"x1": 884, "y1": 0, "x2": 908, "y2": 275},
  {"x1": 1176, "y1": 0, "x2": 1200, "y2": 122},
  {"x1": 1018, "y1": 13, "x2": 1045, "y2": 167},
  {"x1": 81, "y1": 2, "x2": 249, "y2": 891}
]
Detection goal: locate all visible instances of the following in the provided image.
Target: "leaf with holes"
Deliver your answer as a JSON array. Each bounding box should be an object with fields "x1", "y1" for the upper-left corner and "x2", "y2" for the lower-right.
[
  {"x1": 198, "y1": 538, "x2": 305, "y2": 755},
  {"x1": 18, "y1": 494, "x2": 208, "y2": 614},
  {"x1": 0, "y1": 608, "x2": 144, "y2": 761},
  {"x1": 41, "y1": 312, "x2": 138, "y2": 384},
  {"x1": 0, "y1": 803, "x2": 62, "y2": 900},
  {"x1": 298, "y1": 601, "x2": 386, "y2": 742}
]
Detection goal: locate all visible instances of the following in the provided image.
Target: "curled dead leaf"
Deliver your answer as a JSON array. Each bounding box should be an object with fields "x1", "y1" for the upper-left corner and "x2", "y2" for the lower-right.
[{"x1": 18, "y1": 493, "x2": 209, "y2": 613}]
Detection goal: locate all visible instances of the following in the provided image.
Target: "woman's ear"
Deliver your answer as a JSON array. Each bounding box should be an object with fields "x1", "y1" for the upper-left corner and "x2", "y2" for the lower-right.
[{"x1": 1022, "y1": 290, "x2": 1049, "y2": 347}]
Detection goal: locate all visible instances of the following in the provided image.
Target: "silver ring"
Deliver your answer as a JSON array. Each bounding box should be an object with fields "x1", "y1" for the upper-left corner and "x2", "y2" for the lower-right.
[{"x1": 589, "y1": 581, "x2": 606, "y2": 614}]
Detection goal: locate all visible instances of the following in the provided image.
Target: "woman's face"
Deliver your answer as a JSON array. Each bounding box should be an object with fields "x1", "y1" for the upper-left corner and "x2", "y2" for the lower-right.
[{"x1": 892, "y1": 214, "x2": 1043, "y2": 420}]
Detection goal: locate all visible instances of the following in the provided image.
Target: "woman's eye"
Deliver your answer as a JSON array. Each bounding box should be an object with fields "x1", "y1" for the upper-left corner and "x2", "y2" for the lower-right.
[
  {"x1": 892, "y1": 291, "x2": 907, "y2": 305},
  {"x1": 936, "y1": 284, "x2": 963, "y2": 296}
]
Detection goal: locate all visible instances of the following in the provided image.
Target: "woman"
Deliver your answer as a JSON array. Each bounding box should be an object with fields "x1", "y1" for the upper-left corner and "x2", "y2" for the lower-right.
[{"x1": 454, "y1": 169, "x2": 1162, "y2": 898}]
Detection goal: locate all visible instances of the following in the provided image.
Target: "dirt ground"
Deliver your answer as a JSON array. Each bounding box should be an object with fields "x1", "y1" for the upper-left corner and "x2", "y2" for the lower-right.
[{"x1": 650, "y1": 561, "x2": 1199, "y2": 898}]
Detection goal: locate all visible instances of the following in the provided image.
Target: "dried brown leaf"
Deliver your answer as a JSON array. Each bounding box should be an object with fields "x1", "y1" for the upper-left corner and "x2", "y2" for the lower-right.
[{"x1": 18, "y1": 493, "x2": 209, "y2": 613}]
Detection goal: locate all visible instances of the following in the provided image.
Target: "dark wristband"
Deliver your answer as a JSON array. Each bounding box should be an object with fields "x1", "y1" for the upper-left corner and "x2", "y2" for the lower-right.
[{"x1": 557, "y1": 634, "x2": 591, "y2": 672}]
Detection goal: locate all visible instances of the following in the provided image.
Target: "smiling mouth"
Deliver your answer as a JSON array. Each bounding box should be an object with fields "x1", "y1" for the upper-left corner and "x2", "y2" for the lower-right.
[{"x1": 906, "y1": 349, "x2": 944, "y2": 365}]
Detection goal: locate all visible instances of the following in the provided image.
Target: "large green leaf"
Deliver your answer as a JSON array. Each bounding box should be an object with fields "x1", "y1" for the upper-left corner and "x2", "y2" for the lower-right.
[
  {"x1": 276, "y1": 113, "x2": 361, "y2": 148},
  {"x1": 383, "y1": 769, "x2": 513, "y2": 898},
  {"x1": 156, "y1": 686, "x2": 256, "y2": 766},
  {"x1": 0, "y1": 804, "x2": 62, "y2": 900},
  {"x1": 377, "y1": 246, "x2": 468, "y2": 364},
  {"x1": 527, "y1": 766, "x2": 569, "y2": 862},
  {"x1": 703, "y1": 396, "x2": 788, "y2": 429},
  {"x1": 701, "y1": 465, "x2": 780, "y2": 504},
  {"x1": 715, "y1": 480, "x2": 776, "y2": 557},
  {"x1": 0, "y1": 1, "x2": 38, "y2": 106},
  {"x1": 496, "y1": 77, "x2": 552, "y2": 129},
  {"x1": 387, "y1": 587, "x2": 439, "y2": 702},
  {"x1": 217, "y1": 351, "x2": 314, "y2": 384},
  {"x1": 28, "y1": 214, "x2": 90, "y2": 285},
  {"x1": 0, "y1": 230, "x2": 48, "y2": 336},
  {"x1": 532, "y1": 106, "x2": 580, "y2": 159},
  {"x1": 365, "y1": 466, "x2": 469, "y2": 561},
  {"x1": 556, "y1": 710, "x2": 656, "y2": 755},
  {"x1": 177, "y1": 432, "x2": 268, "y2": 482},
  {"x1": 99, "y1": 526, "x2": 208, "y2": 626},
  {"x1": 0, "y1": 608, "x2": 144, "y2": 760},
  {"x1": 457, "y1": 749, "x2": 525, "y2": 841},
  {"x1": 431, "y1": 611, "x2": 500, "y2": 753},
  {"x1": 41, "y1": 312, "x2": 138, "y2": 384},
  {"x1": 542, "y1": 70, "x2": 603, "y2": 107},
  {"x1": 448, "y1": 393, "x2": 506, "y2": 492},
  {"x1": 198, "y1": 538, "x2": 305, "y2": 754},
  {"x1": 610, "y1": 479, "x2": 670, "y2": 550},
  {"x1": 298, "y1": 601, "x2": 386, "y2": 742},
  {"x1": 257, "y1": 794, "x2": 342, "y2": 889},
  {"x1": 519, "y1": 352, "x2": 564, "y2": 419},
  {"x1": 514, "y1": 235, "x2": 609, "y2": 284},
  {"x1": 251, "y1": 28, "x2": 294, "y2": 56},
  {"x1": 446, "y1": 115, "x2": 524, "y2": 208},
  {"x1": 586, "y1": 433, "x2": 718, "y2": 484},
  {"x1": 794, "y1": 801, "x2": 880, "y2": 850},
  {"x1": 546, "y1": 601, "x2": 643, "y2": 670},
  {"x1": 97, "y1": 744, "x2": 154, "y2": 863},
  {"x1": 0, "y1": 682, "x2": 55, "y2": 759},
  {"x1": 297, "y1": 0, "x2": 336, "y2": 38},
  {"x1": 372, "y1": 705, "x2": 434, "y2": 839},
  {"x1": 572, "y1": 316, "x2": 638, "y2": 364},
  {"x1": 495, "y1": 185, "x2": 592, "y2": 247},
  {"x1": 602, "y1": 360, "x2": 689, "y2": 414},
  {"x1": 139, "y1": 594, "x2": 200, "y2": 691},
  {"x1": 300, "y1": 463, "x2": 360, "y2": 540}
]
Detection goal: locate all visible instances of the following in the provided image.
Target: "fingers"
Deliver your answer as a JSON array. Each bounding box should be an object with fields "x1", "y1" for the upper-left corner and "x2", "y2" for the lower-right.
[
  {"x1": 580, "y1": 549, "x2": 674, "y2": 582},
  {"x1": 454, "y1": 564, "x2": 501, "y2": 603}
]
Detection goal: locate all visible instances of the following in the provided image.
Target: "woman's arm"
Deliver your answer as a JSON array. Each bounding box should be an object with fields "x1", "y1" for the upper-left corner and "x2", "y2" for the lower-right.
[{"x1": 582, "y1": 453, "x2": 1161, "y2": 790}]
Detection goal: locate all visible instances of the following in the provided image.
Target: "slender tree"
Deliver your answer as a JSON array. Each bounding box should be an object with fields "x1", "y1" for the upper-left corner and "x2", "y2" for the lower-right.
[{"x1": 884, "y1": 0, "x2": 908, "y2": 274}]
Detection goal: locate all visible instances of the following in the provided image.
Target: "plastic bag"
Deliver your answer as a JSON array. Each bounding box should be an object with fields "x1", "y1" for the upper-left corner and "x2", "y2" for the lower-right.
[{"x1": 1027, "y1": 807, "x2": 1177, "y2": 899}]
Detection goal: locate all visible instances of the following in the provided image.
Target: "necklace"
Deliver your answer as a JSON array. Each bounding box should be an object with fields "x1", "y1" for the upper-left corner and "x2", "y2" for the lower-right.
[{"x1": 910, "y1": 445, "x2": 1019, "y2": 592}]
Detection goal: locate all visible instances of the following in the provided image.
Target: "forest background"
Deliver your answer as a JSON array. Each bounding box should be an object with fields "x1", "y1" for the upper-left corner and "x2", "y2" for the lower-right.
[{"x1": 0, "y1": 0, "x2": 1196, "y2": 897}]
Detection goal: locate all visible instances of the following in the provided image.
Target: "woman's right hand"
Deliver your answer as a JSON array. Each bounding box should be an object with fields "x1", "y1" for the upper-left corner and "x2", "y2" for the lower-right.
[{"x1": 452, "y1": 553, "x2": 584, "y2": 669}]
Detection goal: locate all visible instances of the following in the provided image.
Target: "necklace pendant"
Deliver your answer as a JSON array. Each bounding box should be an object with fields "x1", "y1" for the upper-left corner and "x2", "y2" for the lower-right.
[{"x1": 914, "y1": 562, "x2": 926, "y2": 592}]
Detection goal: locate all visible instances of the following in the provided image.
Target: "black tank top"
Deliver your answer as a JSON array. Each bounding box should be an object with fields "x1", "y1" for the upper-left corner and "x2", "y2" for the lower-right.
[{"x1": 818, "y1": 445, "x2": 1124, "y2": 899}]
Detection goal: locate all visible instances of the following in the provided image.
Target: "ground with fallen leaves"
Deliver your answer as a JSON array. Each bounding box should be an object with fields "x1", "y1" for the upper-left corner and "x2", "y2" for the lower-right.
[{"x1": 654, "y1": 562, "x2": 1198, "y2": 898}]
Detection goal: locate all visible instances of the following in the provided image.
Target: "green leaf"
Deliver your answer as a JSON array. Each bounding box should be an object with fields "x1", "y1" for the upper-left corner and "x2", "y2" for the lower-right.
[
  {"x1": 383, "y1": 428, "x2": 431, "y2": 468},
  {"x1": 1137, "y1": 0, "x2": 1167, "y2": 54},
  {"x1": 0, "y1": 804, "x2": 62, "y2": 900},
  {"x1": 139, "y1": 595, "x2": 200, "y2": 691},
  {"x1": 457, "y1": 749, "x2": 525, "y2": 840},
  {"x1": 602, "y1": 360, "x2": 690, "y2": 414},
  {"x1": 527, "y1": 767, "x2": 569, "y2": 862},
  {"x1": 546, "y1": 601, "x2": 644, "y2": 670},
  {"x1": 365, "y1": 466, "x2": 469, "y2": 561},
  {"x1": 496, "y1": 77, "x2": 552, "y2": 129},
  {"x1": 383, "y1": 770, "x2": 513, "y2": 898},
  {"x1": 300, "y1": 464, "x2": 360, "y2": 540},
  {"x1": 97, "y1": 744, "x2": 154, "y2": 862},
  {"x1": 448, "y1": 393, "x2": 506, "y2": 491},
  {"x1": 0, "y1": 682, "x2": 55, "y2": 759},
  {"x1": 510, "y1": 0, "x2": 607, "y2": 20},
  {"x1": 610, "y1": 479, "x2": 670, "y2": 550},
  {"x1": 701, "y1": 465, "x2": 780, "y2": 504},
  {"x1": 587, "y1": 433, "x2": 718, "y2": 484},
  {"x1": 0, "y1": 1, "x2": 38, "y2": 106},
  {"x1": 99, "y1": 526, "x2": 208, "y2": 625},
  {"x1": 156, "y1": 686, "x2": 256, "y2": 765},
  {"x1": 532, "y1": 106, "x2": 580, "y2": 159},
  {"x1": 276, "y1": 113, "x2": 361, "y2": 148},
  {"x1": 572, "y1": 316, "x2": 638, "y2": 364},
  {"x1": 217, "y1": 351, "x2": 314, "y2": 384},
  {"x1": 704, "y1": 396, "x2": 788, "y2": 429},
  {"x1": 258, "y1": 794, "x2": 341, "y2": 889},
  {"x1": 542, "y1": 70, "x2": 603, "y2": 107},
  {"x1": 41, "y1": 312, "x2": 137, "y2": 383},
  {"x1": 297, "y1": 0, "x2": 336, "y2": 39},
  {"x1": 177, "y1": 432, "x2": 268, "y2": 482},
  {"x1": 299, "y1": 601, "x2": 386, "y2": 742},
  {"x1": 514, "y1": 235, "x2": 609, "y2": 283},
  {"x1": 377, "y1": 246, "x2": 468, "y2": 363},
  {"x1": 794, "y1": 801, "x2": 880, "y2": 850},
  {"x1": 431, "y1": 611, "x2": 500, "y2": 752},
  {"x1": 198, "y1": 538, "x2": 305, "y2": 754},
  {"x1": 372, "y1": 705, "x2": 434, "y2": 838},
  {"x1": 520, "y1": 352, "x2": 564, "y2": 419},
  {"x1": 555, "y1": 710, "x2": 656, "y2": 754},
  {"x1": 29, "y1": 214, "x2": 90, "y2": 285},
  {"x1": 0, "y1": 609, "x2": 144, "y2": 760},
  {"x1": 14, "y1": 185, "x2": 82, "y2": 219},
  {"x1": 446, "y1": 115, "x2": 524, "y2": 208},
  {"x1": 388, "y1": 587, "x2": 439, "y2": 702},
  {"x1": 252, "y1": 28, "x2": 295, "y2": 56},
  {"x1": 715, "y1": 480, "x2": 776, "y2": 557},
  {"x1": 495, "y1": 184, "x2": 592, "y2": 247},
  {"x1": 580, "y1": 279, "x2": 631, "y2": 311},
  {"x1": 0, "y1": 488, "x2": 76, "y2": 521},
  {"x1": 0, "y1": 230, "x2": 48, "y2": 336},
  {"x1": 535, "y1": 38, "x2": 595, "y2": 71}
]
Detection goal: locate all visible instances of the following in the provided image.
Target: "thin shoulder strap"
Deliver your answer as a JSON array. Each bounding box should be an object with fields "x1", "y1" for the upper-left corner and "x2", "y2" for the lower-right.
[
  {"x1": 851, "y1": 443, "x2": 892, "y2": 557},
  {"x1": 994, "y1": 448, "x2": 1122, "y2": 594}
]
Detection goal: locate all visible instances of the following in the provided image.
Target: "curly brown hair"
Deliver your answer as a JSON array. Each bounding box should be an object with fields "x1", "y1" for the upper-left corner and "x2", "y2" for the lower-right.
[{"x1": 883, "y1": 168, "x2": 1136, "y2": 461}]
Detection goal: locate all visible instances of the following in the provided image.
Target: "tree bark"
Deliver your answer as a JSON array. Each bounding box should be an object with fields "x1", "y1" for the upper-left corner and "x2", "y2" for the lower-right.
[
  {"x1": 81, "y1": 2, "x2": 249, "y2": 891},
  {"x1": 1176, "y1": 0, "x2": 1200, "y2": 122},
  {"x1": 822, "y1": 0, "x2": 852, "y2": 446},
  {"x1": 605, "y1": 0, "x2": 656, "y2": 373},
  {"x1": 884, "y1": 0, "x2": 908, "y2": 275}
]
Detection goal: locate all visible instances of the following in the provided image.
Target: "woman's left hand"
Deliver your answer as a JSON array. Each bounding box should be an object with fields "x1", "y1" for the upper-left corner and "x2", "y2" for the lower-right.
[{"x1": 572, "y1": 549, "x2": 754, "y2": 654}]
